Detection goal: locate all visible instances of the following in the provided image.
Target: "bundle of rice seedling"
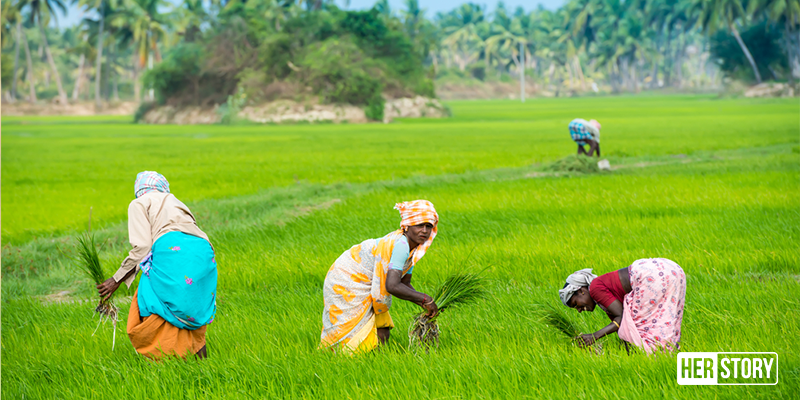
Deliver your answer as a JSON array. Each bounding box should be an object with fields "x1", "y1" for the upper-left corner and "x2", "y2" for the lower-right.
[
  {"x1": 76, "y1": 231, "x2": 120, "y2": 351},
  {"x1": 539, "y1": 303, "x2": 581, "y2": 338},
  {"x1": 546, "y1": 155, "x2": 601, "y2": 174},
  {"x1": 537, "y1": 304, "x2": 604, "y2": 355},
  {"x1": 408, "y1": 272, "x2": 487, "y2": 350}
]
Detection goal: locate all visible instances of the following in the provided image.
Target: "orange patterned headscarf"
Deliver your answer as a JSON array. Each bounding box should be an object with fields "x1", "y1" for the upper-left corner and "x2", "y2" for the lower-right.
[{"x1": 394, "y1": 200, "x2": 439, "y2": 266}]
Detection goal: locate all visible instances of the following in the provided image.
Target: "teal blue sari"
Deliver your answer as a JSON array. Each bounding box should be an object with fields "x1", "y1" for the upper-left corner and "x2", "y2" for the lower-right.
[{"x1": 137, "y1": 231, "x2": 217, "y2": 330}]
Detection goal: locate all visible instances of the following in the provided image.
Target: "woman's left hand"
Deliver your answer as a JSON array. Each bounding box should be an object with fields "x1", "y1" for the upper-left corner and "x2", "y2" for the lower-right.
[{"x1": 575, "y1": 333, "x2": 596, "y2": 347}]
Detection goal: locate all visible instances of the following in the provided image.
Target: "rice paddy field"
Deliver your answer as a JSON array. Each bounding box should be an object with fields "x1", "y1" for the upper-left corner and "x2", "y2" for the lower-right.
[{"x1": 2, "y1": 95, "x2": 799, "y2": 398}]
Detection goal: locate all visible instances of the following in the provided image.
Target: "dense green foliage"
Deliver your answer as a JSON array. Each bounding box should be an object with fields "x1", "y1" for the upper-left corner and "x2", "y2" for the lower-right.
[
  {"x1": 1, "y1": 96, "x2": 799, "y2": 398},
  {"x1": 143, "y1": 6, "x2": 432, "y2": 119},
  {"x1": 3, "y1": 0, "x2": 799, "y2": 108},
  {"x1": 710, "y1": 21, "x2": 790, "y2": 82}
]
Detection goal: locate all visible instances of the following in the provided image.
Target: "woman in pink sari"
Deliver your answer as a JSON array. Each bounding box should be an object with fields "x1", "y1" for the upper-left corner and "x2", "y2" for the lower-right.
[{"x1": 558, "y1": 258, "x2": 686, "y2": 353}]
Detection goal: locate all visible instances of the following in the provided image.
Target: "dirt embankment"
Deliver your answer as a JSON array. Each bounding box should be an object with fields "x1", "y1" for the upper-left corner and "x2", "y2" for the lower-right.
[
  {"x1": 743, "y1": 82, "x2": 796, "y2": 97},
  {"x1": 1, "y1": 101, "x2": 138, "y2": 116},
  {"x1": 139, "y1": 96, "x2": 449, "y2": 124}
]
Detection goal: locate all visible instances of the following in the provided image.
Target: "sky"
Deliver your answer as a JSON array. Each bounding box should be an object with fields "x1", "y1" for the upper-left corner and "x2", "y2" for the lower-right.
[{"x1": 56, "y1": 0, "x2": 566, "y2": 28}]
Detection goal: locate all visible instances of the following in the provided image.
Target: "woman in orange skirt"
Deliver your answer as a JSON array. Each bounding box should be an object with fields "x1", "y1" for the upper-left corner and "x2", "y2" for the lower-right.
[{"x1": 97, "y1": 171, "x2": 217, "y2": 360}]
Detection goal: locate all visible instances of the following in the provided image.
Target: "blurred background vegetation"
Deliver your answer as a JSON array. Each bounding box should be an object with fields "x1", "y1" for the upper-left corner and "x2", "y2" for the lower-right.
[{"x1": 1, "y1": 0, "x2": 798, "y2": 109}]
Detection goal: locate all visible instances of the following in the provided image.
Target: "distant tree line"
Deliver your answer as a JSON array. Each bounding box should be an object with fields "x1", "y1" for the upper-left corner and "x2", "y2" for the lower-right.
[{"x1": 2, "y1": 0, "x2": 798, "y2": 108}]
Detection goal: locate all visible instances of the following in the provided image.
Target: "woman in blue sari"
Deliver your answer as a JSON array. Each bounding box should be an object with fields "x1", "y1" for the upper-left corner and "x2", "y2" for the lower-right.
[{"x1": 97, "y1": 171, "x2": 217, "y2": 360}]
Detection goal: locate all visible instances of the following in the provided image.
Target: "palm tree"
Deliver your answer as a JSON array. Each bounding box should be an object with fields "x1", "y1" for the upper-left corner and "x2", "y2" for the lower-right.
[
  {"x1": 70, "y1": 34, "x2": 89, "y2": 100},
  {"x1": 7, "y1": 0, "x2": 39, "y2": 102},
  {"x1": 374, "y1": 0, "x2": 391, "y2": 17},
  {"x1": 402, "y1": 0, "x2": 422, "y2": 40},
  {"x1": 21, "y1": 22, "x2": 38, "y2": 102},
  {"x1": 438, "y1": 3, "x2": 487, "y2": 71},
  {"x1": 486, "y1": 27, "x2": 527, "y2": 79},
  {"x1": 750, "y1": 0, "x2": 800, "y2": 81},
  {"x1": 27, "y1": 0, "x2": 68, "y2": 103},
  {"x1": 78, "y1": 0, "x2": 118, "y2": 107},
  {"x1": 695, "y1": 0, "x2": 762, "y2": 83},
  {"x1": 559, "y1": 0, "x2": 603, "y2": 91},
  {"x1": 113, "y1": 0, "x2": 167, "y2": 101},
  {"x1": 176, "y1": 0, "x2": 206, "y2": 41},
  {"x1": 2, "y1": 0, "x2": 23, "y2": 101}
]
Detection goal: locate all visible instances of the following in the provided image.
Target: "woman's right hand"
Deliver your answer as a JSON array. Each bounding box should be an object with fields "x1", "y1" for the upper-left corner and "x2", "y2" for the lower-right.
[
  {"x1": 97, "y1": 277, "x2": 121, "y2": 302},
  {"x1": 421, "y1": 294, "x2": 439, "y2": 318}
]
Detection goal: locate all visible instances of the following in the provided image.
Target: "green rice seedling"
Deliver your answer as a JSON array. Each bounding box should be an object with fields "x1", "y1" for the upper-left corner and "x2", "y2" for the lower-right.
[
  {"x1": 75, "y1": 231, "x2": 120, "y2": 350},
  {"x1": 539, "y1": 303, "x2": 581, "y2": 338},
  {"x1": 2, "y1": 97, "x2": 798, "y2": 398},
  {"x1": 546, "y1": 155, "x2": 601, "y2": 173},
  {"x1": 408, "y1": 272, "x2": 487, "y2": 350},
  {"x1": 538, "y1": 304, "x2": 606, "y2": 355}
]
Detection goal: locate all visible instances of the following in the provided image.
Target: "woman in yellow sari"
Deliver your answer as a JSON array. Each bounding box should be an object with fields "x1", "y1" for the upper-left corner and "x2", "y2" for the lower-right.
[{"x1": 320, "y1": 200, "x2": 439, "y2": 352}]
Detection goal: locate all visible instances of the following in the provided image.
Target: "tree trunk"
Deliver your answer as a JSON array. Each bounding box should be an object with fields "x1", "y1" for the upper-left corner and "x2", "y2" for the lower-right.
[
  {"x1": 664, "y1": 29, "x2": 672, "y2": 87},
  {"x1": 795, "y1": 29, "x2": 800, "y2": 81},
  {"x1": 651, "y1": 30, "x2": 661, "y2": 89},
  {"x1": 37, "y1": 16, "x2": 68, "y2": 104},
  {"x1": 105, "y1": 41, "x2": 113, "y2": 100},
  {"x1": 457, "y1": 48, "x2": 470, "y2": 71},
  {"x1": 676, "y1": 32, "x2": 684, "y2": 88},
  {"x1": 72, "y1": 53, "x2": 85, "y2": 100},
  {"x1": 784, "y1": 22, "x2": 800, "y2": 82},
  {"x1": 21, "y1": 29, "x2": 37, "y2": 103},
  {"x1": 113, "y1": 69, "x2": 119, "y2": 101},
  {"x1": 95, "y1": 2, "x2": 105, "y2": 109},
  {"x1": 730, "y1": 23, "x2": 762, "y2": 84},
  {"x1": 697, "y1": 43, "x2": 707, "y2": 87},
  {"x1": 148, "y1": 49, "x2": 154, "y2": 100},
  {"x1": 650, "y1": 58, "x2": 659, "y2": 89},
  {"x1": 620, "y1": 57, "x2": 628, "y2": 91},
  {"x1": 11, "y1": 21, "x2": 22, "y2": 102},
  {"x1": 573, "y1": 57, "x2": 586, "y2": 91},
  {"x1": 566, "y1": 62, "x2": 574, "y2": 90},
  {"x1": 133, "y1": 55, "x2": 141, "y2": 102}
]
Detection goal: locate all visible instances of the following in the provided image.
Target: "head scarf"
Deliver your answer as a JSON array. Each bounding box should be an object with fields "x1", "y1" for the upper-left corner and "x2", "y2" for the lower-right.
[
  {"x1": 394, "y1": 200, "x2": 439, "y2": 266},
  {"x1": 558, "y1": 268, "x2": 598, "y2": 307},
  {"x1": 134, "y1": 171, "x2": 170, "y2": 198},
  {"x1": 589, "y1": 119, "x2": 601, "y2": 131}
]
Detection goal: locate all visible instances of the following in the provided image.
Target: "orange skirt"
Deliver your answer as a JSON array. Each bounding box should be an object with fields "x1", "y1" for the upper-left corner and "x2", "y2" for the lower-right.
[{"x1": 127, "y1": 289, "x2": 207, "y2": 360}]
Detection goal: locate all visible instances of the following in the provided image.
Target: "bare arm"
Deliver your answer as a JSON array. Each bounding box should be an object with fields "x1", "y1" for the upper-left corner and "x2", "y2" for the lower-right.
[
  {"x1": 401, "y1": 273, "x2": 415, "y2": 292},
  {"x1": 578, "y1": 300, "x2": 623, "y2": 347},
  {"x1": 112, "y1": 201, "x2": 153, "y2": 288},
  {"x1": 386, "y1": 270, "x2": 426, "y2": 304},
  {"x1": 97, "y1": 267, "x2": 136, "y2": 302},
  {"x1": 387, "y1": 270, "x2": 438, "y2": 317},
  {"x1": 98, "y1": 201, "x2": 152, "y2": 301}
]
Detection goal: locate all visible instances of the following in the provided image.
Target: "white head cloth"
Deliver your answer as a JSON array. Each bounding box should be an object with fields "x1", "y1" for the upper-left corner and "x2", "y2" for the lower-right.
[{"x1": 558, "y1": 268, "x2": 598, "y2": 306}]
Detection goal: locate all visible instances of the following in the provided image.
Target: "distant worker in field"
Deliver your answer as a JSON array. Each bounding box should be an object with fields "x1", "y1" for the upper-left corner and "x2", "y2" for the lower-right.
[
  {"x1": 559, "y1": 258, "x2": 686, "y2": 353},
  {"x1": 320, "y1": 200, "x2": 440, "y2": 353},
  {"x1": 97, "y1": 171, "x2": 217, "y2": 360},
  {"x1": 569, "y1": 118, "x2": 601, "y2": 157}
]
